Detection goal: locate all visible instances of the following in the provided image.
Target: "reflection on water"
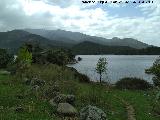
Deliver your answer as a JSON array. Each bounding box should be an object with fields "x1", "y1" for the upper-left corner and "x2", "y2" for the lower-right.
[{"x1": 68, "y1": 55, "x2": 158, "y2": 83}]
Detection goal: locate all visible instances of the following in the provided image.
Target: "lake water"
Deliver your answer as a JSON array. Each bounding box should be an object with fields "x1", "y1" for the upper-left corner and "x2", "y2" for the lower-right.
[{"x1": 68, "y1": 55, "x2": 159, "y2": 83}]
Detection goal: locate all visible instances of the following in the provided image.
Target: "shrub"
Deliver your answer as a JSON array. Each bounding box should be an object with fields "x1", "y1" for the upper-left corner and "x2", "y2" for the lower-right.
[
  {"x1": 115, "y1": 77, "x2": 151, "y2": 90},
  {"x1": 146, "y1": 56, "x2": 160, "y2": 87},
  {"x1": 153, "y1": 102, "x2": 160, "y2": 116},
  {"x1": 0, "y1": 48, "x2": 13, "y2": 68},
  {"x1": 68, "y1": 67, "x2": 90, "y2": 83},
  {"x1": 77, "y1": 73, "x2": 90, "y2": 83}
]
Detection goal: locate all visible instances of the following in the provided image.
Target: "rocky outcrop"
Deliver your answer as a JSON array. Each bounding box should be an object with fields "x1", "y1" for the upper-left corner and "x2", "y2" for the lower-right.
[
  {"x1": 57, "y1": 103, "x2": 78, "y2": 116},
  {"x1": 80, "y1": 105, "x2": 107, "y2": 120}
]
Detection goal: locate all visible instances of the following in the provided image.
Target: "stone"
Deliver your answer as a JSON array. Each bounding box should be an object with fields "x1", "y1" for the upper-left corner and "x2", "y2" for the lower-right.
[
  {"x1": 57, "y1": 103, "x2": 78, "y2": 116},
  {"x1": 15, "y1": 94, "x2": 24, "y2": 99},
  {"x1": 49, "y1": 99, "x2": 57, "y2": 108},
  {"x1": 44, "y1": 85, "x2": 60, "y2": 99},
  {"x1": 66, "y1": 95, "x2": 76, "y2": 105},
  {"x1": 53, "y1": 94, "x2": 67, "y2": 104},
  {"x1": 32, "y1": 85, "x2": 40, "y2": 91},
  {"x1": 53, "y1": 94, "x2": 76, "y2": 105},
  {"x1": 80, "y1": 105, "x2": 107, "y2": 120},
  {"x1": 24, "y1": 78, "x2": 31, "y2": 85},
  {"x1": 31, "y1": 77, "x2": 45, "y2": 86},
  {"x1": 15, "y1": 106, "x2": 24, "y2": 112},
  {"x1": 0, "y1": 70, "x2": 10, "y2": 75}
]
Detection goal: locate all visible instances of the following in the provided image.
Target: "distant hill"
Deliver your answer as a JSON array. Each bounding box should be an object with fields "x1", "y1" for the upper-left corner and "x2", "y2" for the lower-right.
[
  {"x1": 24, "y1": 29, "x2": 150, "y2": 49},
  {"x1": 0, "y1": 30, "x2": 71, "y2": 53},
  {"x1": 71, "y1": 41, "x2": 160, "y2": 55},
  {"x1": 0, "y1": 29, "x2": 159, "y2": 55},
  {"x1": 71, "y1": 41, "x2": 138, "y2": 55}
]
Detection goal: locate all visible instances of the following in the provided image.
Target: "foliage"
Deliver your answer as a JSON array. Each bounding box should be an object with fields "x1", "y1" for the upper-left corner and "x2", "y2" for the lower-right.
[
  {"x1": 146, "y1": 56, "x2": 160, "y2": 87},
  {"x1": 0, "y1": 48, "x2": 13, "y2": 68},
  {"x1": 17, "y1": 46, "x2": 32, "y2": 65},
  {"x1": 15, "y1": 46, "x2": 32, "y2": 78},
  {"x1": 72, "y1": 41, "x2": 160, "y2": 55},
  {"x1": 96, "y1": 57, "x2": 108, "y2": 83},
  {"x1": 24, "y1": 43, "x2": 75, "y2": 66},
  {"x1": 46, "y1": 49, "x2": 70, "y2": 66},
  {"x1": 115, "y1": 77, "x2": 151, "y2": 90}
]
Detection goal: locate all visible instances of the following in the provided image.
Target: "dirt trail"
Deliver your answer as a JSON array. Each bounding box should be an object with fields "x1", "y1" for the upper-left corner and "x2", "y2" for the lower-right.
[{"x1": 114, "y1": 95, "x2": 136, "y2": 120}]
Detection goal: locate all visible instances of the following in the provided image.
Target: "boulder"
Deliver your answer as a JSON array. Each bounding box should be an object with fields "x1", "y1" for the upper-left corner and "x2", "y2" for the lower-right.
[
  {"x1": 53, "y1": 94, "x2": 67, "y2": 104},
  {"x1": 57, "y1": 103, "x2": 78, "y2": 116},
  {"x1": 49, "y1": 99, "x2": 57, "y2": 108},
  {"x1": 53, "y1": 94, "x2": 76, "y2": 105},
  {"x1": 66, "y1": 95, "x2": 76, "y2": 105},
  {"x1": 32, "y1": 85, "x2": 40, "y2": 91},
  {"x1": 15, "y1": 106, "x2": 24, "y2": 112},
  {"x1": 80, "y1": 105, "x2": 107, "y2": 120},
  {"x1": 44, "y1": 85, "x2": 60, "y2": 99},
  {"x1": 24, "y1": 78, "x2": 31, "y2": 85},
  {"x1": 0, "y1": 70, "x2": 10, "y2": 75},
  {"x1": 31, "y1": 77, "x2": 45, "y2": 86}
]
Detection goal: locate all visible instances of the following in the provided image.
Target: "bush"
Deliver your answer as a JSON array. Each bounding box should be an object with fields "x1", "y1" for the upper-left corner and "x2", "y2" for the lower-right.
[
  {"x1": 77, "y1": 73, "x2": 90, "y2": 83},
  {"x1": 115, "y1": 77, "x2": 151, "y2": 90},
  {"x1": 146, "y1": 56, "x2": 160, "y2": 87},
  {"x1": 153, "y1": 102, "x2": 160, "y2": 115},
  {"x1": 0, "y1": 48, "x2": 13, "y2": 68},
  {"x1": 68, "y1": 67, "x2": 90, "y2": 83}
]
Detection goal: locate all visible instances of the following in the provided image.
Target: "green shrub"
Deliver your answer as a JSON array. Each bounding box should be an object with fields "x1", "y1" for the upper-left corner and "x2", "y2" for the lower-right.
[
  {"x1": 153, "y1": 102, "x2": 160, "y2": 116},
  {"x1": 0, "y1": 48, "x2": 13, "y2": 68},
  {"x1": 115, "y1": 77, "x2": 151, "y2": 90},
  {"x1": 68, "y1": 67, "x2": 90, "y2": 83},
  {"x1": 146, "y1": 56, "x2": 160, "y2": 87}
]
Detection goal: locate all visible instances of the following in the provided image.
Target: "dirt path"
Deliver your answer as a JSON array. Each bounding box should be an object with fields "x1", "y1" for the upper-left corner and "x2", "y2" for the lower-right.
[{"x1": 114, "y1": 95, "x2": 136, "y2": 120}]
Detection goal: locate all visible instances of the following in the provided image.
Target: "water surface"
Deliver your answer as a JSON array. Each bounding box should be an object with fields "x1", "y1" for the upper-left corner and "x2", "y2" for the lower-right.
[{"x1": 68, "y1": 55, "x2": 159, "y2": 83}]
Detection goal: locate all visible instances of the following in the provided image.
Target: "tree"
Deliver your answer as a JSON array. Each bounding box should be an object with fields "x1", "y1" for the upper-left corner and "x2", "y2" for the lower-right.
[
  {"x1": 95, "y1": 57, "x2": 108, "y2": 83},
  {"x1": 16, "y1": 46, "x2": 32, "y2": 78},
  {"x1": 146, "y1": 56, "x2": 160, "y2": 87},
  {"x1": 0, "y1": 48, "x2": 13, "y2": 68}
]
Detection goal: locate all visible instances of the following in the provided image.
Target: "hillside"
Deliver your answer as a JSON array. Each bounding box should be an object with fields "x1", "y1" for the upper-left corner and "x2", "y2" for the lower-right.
[
  {"x1": 25, "y1": 29, "x2": 150, "y2": 49},
  {"x1": 0, "y1": 30, "x2": 71, "y2": 53},
  {"x1": 71, "y1": 41, "x2": 138, "y2": 55},
  {"x1": 71, "y1": 41, "x2": 160, "y2": 55}
]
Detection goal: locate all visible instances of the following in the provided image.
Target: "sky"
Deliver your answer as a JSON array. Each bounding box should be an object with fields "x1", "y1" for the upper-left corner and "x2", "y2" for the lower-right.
[{"x1": 0, "y1": 0, "x2": 159, "y2": 46}]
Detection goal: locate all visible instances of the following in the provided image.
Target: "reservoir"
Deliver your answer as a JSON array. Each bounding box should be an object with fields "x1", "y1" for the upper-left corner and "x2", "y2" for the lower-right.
[{"x1": 68, "y1": 55, "x2": 159, "y2": 83}]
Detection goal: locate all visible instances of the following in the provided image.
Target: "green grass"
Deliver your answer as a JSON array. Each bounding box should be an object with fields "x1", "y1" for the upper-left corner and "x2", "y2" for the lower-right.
[
  {"x1": 112, "y1": 90, "x2": 160, "y2": 120},
  {"x1": 0, "y1": 74, "x2": 57, "y2": 120},
  {"x1": 0, "y1": 65, "x2": 160, "y2": 120}
]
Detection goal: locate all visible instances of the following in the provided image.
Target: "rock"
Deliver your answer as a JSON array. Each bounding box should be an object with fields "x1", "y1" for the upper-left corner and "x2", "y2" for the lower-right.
[
  {"x1": 24, "y1": 78, "x2": 31, "y2": 85},
  {"x1": 32, "y1": 78, "x2": 45, "y2": 86},
  {"x1": 66, "y1": 95, "x2": 76, "y2": 105},
  {"x1": 31, "y1": 85, "x2": 40, "y2": 93},
  {"x1": 80, "y1": 105, "x2": 107, "y2": 120},
  {"x1": 49, "y1": 99, "x2": 57, "y2": 108},
  {"x1": 15, "y1": 106, "x2": 24, "y2": 112},
  {"x1": 44, "y1": 85, "x2": 60, "y2": 99},
  {"x1": 53, "y1": 94, "x2": 76, "y2": 105},
  {"x1": 53, "y1": 94, "x2": 67, "y2": 104},
  {"x1": 15, "y1": 94, "x2": 24, "y2": 99},
  {"x1": 57, "y1": 103, "x2": 78, "y2": 116},
  {"x1": 0, "y1": 70, "x2": 10, "y2": 75}
]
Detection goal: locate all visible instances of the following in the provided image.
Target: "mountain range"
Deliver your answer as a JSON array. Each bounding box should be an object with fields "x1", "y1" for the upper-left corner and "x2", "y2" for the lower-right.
[
  {"x1": 0, "y1": 29, "x2": 159, "y2": 55},
  {"x1": 25, "y1": 29, "x2": 150, "y2": 49}
]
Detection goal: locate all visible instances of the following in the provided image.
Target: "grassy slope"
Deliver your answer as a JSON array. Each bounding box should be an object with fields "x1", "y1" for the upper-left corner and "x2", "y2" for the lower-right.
[
  {"x1": 0, "y1": 66, "x2": 160, "y2": 120},
  {"x1": 0, "y1": 74, "x2": 56, "y2": 120}
]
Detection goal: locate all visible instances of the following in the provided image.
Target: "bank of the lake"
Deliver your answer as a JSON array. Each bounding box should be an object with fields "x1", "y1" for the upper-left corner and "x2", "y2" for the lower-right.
[{"x1": 0, "y1": 64, "x2": 160, "y2": 120}]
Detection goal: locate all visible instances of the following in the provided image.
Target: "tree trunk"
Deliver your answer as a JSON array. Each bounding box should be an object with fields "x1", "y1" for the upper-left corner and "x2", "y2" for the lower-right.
[{"x1": 100, "y1": 74, "x2": 102, "y2": 83}]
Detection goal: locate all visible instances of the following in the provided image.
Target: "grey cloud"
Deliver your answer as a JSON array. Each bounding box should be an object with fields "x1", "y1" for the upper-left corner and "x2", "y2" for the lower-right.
[{"x1": 42, "y1": 0, "x2": 77, "y2": 8}]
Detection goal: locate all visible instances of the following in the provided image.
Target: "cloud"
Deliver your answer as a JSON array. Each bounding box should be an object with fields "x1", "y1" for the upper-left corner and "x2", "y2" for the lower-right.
[{"x1": 0, "y1": 0, "x2": 159, "y2": 46}]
